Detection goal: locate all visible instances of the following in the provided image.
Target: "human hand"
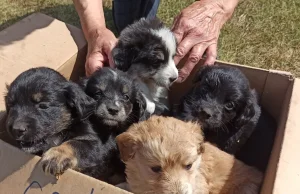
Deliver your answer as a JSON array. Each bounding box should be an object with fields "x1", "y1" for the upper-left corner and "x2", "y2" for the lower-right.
[
  {"x1": 172, "y1": 0, "x2": 239, "y2": 82},
  {"x1": 85, "y1": 28, "x2": 117, "y2": 76}
]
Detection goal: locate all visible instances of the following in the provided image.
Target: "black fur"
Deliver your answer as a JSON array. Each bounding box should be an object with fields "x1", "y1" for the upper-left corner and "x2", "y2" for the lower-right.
[
  {"x1": 80, "y1": 67, "x2": 149, "y2": 183},
  {"x1": 4, "y1": 67, "x2": 114, "y2": 180},
  {"x1": 174, "y1": 65, "x2": 277, "y2": 172}
]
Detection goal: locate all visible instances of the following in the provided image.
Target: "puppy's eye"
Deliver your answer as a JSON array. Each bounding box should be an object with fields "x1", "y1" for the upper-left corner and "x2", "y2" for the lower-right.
[
  {"x1": 123, "y1": 94, "x2": 129, "y2": 101},
  {"x1": 151, "y1": 166, "x2": 162, "y2": 173},
  {"x1": 225, "y1": 102, "x2": 235, "y2": 111},
  {"x1": 38, "y1": 103, "x2": 49, "y2": 109},
  {"x1": 184, "y1": 163, "x2": 193, "y2": 170}
]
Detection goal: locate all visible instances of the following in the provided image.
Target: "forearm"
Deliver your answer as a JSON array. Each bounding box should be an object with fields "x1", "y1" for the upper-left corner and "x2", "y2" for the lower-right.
[{"x1": 73, "y1": 0, "x2": 106, "y2": 41}]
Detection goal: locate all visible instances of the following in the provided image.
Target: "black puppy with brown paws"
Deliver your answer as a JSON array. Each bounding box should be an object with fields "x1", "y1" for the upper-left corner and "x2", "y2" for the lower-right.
[
  {"x1": 174, "y1": 65, "x2": 277, "y2": 172},
  {"x1": 5, "y1": 67, "x2": 105, "y2": 179},
  {"x1": 80, "y1": 67, "x2": 148, "y2": 184}
]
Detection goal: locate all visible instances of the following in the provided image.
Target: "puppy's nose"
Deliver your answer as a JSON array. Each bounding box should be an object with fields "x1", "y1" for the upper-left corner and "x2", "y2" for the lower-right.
[
  {"x1": 107, "y1": 106, "x2": 120, "y2": 115},
  {"x1": 11, "y1": 122, "x2": 27, "y2": 138},
  {"x1": 169, "y1": 76, "x2": 177, "y2": 83},
  {"x1": 200, "y1": 108, "x2": 212, "y2": 120}
]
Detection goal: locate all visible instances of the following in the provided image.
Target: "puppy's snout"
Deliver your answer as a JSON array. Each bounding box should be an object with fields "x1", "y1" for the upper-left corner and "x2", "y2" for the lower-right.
[
  {"x1": 10, "y1": 121, "x2": 28, "y2": 139},
  {"x1": 169, "y1": 76, "x2": 177, "y2": 83},
  {"x1": 107, "y1": 105, "x2": 120, "y2": 115},
  {"x1": 175, "y1": 182, "x2": 193, "y2": 194},
  {"x1": 200, "y1": 108, "x2": 212, "y2": 120}
]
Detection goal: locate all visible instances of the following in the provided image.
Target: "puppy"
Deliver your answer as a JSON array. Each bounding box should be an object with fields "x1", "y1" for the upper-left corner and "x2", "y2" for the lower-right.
[
  {"x1": 112, "y1": 17, "x2": 178, "y2": 115},
  {"x1": 80, "y1": 67, "x2": 148, "y2": 184},
  {"x1": 116, "y1": 116, "x2": 263, "y2": 194},
  {"x1": 5, "y1": 67, "x2": 107, "y2": 179},
  {"x1": 175, "y1": 65, "x2": 277, "y2": 172}
]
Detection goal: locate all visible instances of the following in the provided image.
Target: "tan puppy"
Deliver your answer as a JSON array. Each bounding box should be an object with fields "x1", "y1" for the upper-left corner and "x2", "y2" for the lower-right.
[{"x1": 116, "y1": 116, "x2": 263, "y2": 194}]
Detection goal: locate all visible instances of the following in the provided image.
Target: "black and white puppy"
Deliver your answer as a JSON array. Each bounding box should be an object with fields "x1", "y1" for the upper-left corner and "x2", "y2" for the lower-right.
[
  {"x1": 4, "y1": 67, "x2": 109, "y2": 179},
  {"x1": 175, "y1": 65, "x2": 277, "y2": 172},
  {"x1": 112, "y1": 17, "x2": 178, "y2": 115},
  {"x1": 80, "y1": 67, "x2": 148, "y2": 184}
]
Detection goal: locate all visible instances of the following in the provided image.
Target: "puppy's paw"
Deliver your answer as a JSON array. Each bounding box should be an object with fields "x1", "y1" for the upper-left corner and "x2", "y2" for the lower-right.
[{"x1": 41, "y1": 143, "x2": 78, "y2": 178}]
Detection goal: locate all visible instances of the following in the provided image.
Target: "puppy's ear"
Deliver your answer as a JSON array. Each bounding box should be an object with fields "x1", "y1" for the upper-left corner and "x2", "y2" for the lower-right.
[
  {"x1": 64, "y1": 82, "x2": 96, "y2": 120},
  {"x1": 116, "y1": 132, "x2": 139, "y2": 162},
  {"x1": 112, "y1": 46, "x2": 131, "y2": 71},
  {"x1": 236, "y1": 89, "x2": 260, "y2": 128},
  {"x1": 192, "y1": 65, "x2": 211, "y2": 83},
  {"x1": 198, "y1": 142, "x2": 205, "y2": 154},
  {"x1": 190, "y1": 122, "x2": 205, "y2": 154}
]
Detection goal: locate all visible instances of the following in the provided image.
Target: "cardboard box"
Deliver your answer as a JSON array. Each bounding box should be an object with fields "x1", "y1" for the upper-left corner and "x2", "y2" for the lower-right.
[
  {"x1": 0, "y1": 13, "x2": 129, "y2": 194},
  {"x1": 0, "y1": 13, "x2": 299, "y2": 194}
]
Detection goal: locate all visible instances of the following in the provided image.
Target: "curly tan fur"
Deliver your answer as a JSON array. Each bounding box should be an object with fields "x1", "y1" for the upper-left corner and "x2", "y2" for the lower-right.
[{"x1": 116, "y1": 116, "x2": 263, "y2": 194}]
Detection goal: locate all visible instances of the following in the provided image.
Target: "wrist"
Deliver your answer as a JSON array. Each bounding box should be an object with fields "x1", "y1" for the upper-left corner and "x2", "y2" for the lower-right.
[
  {"x1": 219, "y1": 0, "x2": 239, "y2": 19},
  {"x1": 86, "y1": 27, "x2": 107, "y2": 43}
]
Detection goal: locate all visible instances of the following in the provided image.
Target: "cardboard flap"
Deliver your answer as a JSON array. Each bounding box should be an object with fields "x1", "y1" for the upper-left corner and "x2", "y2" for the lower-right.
[
  {"x1": 272, "y1": 78, "x2": 300, "y2": 194},
  {"x1": 0, "y1": 12, "x2": 86, "y2": 110},
  {"x1": 0, "y1": 139, "x2": 130, "y2": 194}
]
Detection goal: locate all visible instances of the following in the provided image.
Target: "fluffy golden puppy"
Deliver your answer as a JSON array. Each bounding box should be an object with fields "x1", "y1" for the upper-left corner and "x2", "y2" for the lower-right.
[{"x1": 116, "y1": 116, "x2": 263, "y2": 194}]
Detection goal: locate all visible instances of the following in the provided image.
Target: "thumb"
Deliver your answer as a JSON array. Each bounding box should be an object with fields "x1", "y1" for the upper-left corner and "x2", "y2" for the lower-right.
[
  {"x1": 106, "y1": 44, "x2": 116, "y2": 68},
  {"x1": 85, "y1": 54, "x2": 104, "y2": 76},
  {"x1": 103, "y1": 39, "x2": 117, "y2": 68}
]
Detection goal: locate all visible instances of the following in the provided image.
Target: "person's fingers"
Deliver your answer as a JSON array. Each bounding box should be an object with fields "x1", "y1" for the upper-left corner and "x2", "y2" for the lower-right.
[
  {"x1": 173, "y1": 35, "x2": 196, "y2": 65},
  {"x1": 203, "y1": 43, "x2": 217, "y2": 65},
  {"x1": 85, "y1": 55, "x2": 104, "y2": 76},
  {"x1": 176, "y1": 43, "x2": 206, "y2": 83},
  {"x1": 106, "y1": 41, "x2": 117, "y2": 68}
]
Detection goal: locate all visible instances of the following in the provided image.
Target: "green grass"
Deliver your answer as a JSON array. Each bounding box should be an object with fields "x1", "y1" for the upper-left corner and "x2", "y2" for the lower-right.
[{"x1": 1, "y1": 0, "x2": 299, "y2": 76}]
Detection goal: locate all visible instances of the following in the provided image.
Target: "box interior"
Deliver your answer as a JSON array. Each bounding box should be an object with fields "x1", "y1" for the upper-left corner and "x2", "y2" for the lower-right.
[{"x1": 0, "y1": 59, "x2": 294, "y2": 194}]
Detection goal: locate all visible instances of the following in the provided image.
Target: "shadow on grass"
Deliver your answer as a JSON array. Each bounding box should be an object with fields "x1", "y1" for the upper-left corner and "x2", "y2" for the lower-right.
[{"x1": 0, "y1": 4, "x2": 117, "y2": 34}]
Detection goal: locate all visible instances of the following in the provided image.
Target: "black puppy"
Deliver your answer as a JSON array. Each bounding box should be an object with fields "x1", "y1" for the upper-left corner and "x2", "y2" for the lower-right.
[
  {"x1": 5, "y1": 67, "x2": 107, "y2": 179},
  {"x1": 80, "y1": 67, "x2": 148, "y2": 184},
  {"x1": 175, "y1": 65, "x2": 277, "y2": 172}
]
